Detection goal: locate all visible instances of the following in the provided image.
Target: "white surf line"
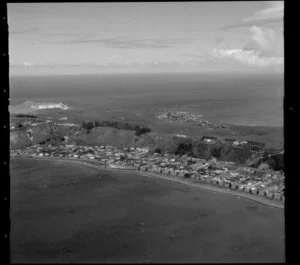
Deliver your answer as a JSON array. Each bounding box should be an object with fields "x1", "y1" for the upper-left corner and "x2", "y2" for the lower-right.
[{"x1": 16, "y1": 156, "x2": 284, "y2": 209}]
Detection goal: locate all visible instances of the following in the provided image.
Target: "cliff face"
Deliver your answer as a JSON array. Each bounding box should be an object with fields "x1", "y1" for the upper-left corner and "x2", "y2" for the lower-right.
[
  {"x1": 9, "y1": 126, "x2": 258, "y2": 165},
  {"x1": 191, "y1": 142, "x2": 255, "y2": 164},
  {"x1": 132, "y1": 134, "x2": 258, "y2": 165},
  {"x1": 10, "y1": 126, "x2": 51, "y2": 149},
  {"x1": 10, "y1": 129, "x2": 33, "y2": 149},
  {"x1": 10, "y1": 124, "x2": 79, "y2": 149}
]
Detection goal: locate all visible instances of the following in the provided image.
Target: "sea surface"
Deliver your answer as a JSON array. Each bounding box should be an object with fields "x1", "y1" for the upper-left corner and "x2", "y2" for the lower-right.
[
  {"x1": 9, "y1": 72, "x2": 284, "y2": 127},
  {"x1": 11, "y1": 158, "x2": 285, "y2": 262}
]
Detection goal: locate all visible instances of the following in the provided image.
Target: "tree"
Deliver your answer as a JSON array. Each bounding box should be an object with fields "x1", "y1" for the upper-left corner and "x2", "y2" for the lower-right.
[
  {"x1": 154, "y1": 148, "x2": 162, "y2": 154},
  {"x1": 16, "y1": 114, "x2": 37, "y2": 118},
  {"x1": 81, "y1": 121, "x2": 94, "y2": 133},
  {"x1": 49, "y1": 122, "x2": 61, "y2": 146},
  {"x1": 86, "y1": 122, "x2": 94, "y2": 134},
  {"x1": 135, "y1": 127, "x2": 151, "y2": 136}
]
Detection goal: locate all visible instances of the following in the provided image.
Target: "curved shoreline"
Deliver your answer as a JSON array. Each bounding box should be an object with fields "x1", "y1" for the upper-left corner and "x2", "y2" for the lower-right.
[{"x1": 14, "y1": 156, "x2": 284, "y2": 209}]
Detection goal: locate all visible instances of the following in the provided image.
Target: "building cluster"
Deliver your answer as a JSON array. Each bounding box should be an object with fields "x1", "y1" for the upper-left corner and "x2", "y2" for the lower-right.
[
  {"x1": 201, "y1": 136, "x2": 266, "y2": 153},
  {"x1": 157, "y1": 111, "x2": 230, "y2": 128},
  {"x1": 11, "y1": 143, "x2": 284, "y2": 201}
]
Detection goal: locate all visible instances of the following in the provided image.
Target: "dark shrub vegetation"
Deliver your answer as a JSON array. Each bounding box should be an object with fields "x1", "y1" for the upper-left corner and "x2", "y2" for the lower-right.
[
  {"x1": 83, "y1": 120, "x2": 151, "y2": 136},
  {"x1": 175, "y1": 142, "x2": 193, "y2": 156},
  {"x1": 82, "y1": 121, "x2": 94, "y2": 134},
  {"x1": 135, "y1": 127, "x2": 151, "y2": 136},
  {"x1": 154, "y1": 148, "x2": 162, "y2": 154},
  {"x1": 16, "y1": 114, "x2": 37, "y2": 118}
]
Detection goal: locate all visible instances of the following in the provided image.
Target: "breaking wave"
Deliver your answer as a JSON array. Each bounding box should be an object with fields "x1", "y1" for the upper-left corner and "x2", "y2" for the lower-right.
[{"x1": 26, "y1": 101, "x2": 70, "y2": 110}]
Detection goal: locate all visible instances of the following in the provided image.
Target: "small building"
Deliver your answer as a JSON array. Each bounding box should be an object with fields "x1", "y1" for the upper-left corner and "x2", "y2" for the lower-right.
[
  {"x1": 233, "y1": 140, "x2": 240, "y2": 146},
  {"x1": 201, "y1": 136, "x2": 217, "y2": 142}
]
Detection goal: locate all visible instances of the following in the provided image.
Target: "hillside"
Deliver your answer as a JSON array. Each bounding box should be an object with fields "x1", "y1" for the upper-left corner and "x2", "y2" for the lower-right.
[
  {"x1": 72, "y1": 126, "x2": 138, "y2": 146},
  {"x1": 10, "y1": 120, "x2": 284, "y2": 171},
  {"x1": 10, "y1": 123, "x2": 80, "y2": 149}
]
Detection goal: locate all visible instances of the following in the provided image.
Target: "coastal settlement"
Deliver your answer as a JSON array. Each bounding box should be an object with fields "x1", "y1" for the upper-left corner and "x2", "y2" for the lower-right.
[{"x1": 11, "y1": 143, "x2": 284, "y2": 202}]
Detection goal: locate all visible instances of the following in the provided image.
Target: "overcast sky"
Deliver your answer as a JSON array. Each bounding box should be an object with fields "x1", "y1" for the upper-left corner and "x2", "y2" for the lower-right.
[{"x1": 8, "y1": 2, "x2": 283, "y2": 75}]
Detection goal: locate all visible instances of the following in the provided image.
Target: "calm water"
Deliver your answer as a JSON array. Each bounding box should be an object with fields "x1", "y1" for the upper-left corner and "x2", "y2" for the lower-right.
[
  {"x1": 11, "y1": 158, "x2": 285, "y2": 262},
  {"x1": 9, "y1": 72, "x2": 283, "y2": 127}
]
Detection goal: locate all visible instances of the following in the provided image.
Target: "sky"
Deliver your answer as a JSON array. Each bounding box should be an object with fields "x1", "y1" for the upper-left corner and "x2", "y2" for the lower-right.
[{"x1": 8, "y1": 2, "x2": 284, "y2": 75}]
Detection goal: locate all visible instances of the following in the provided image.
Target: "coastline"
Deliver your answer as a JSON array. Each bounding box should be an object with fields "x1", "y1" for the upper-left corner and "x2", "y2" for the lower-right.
[{"x1": 14, "y1": 156, "x2": 284, "y2": 209}]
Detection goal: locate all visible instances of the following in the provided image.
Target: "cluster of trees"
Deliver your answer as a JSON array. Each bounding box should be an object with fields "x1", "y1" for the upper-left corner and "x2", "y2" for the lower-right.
[
  {"x1": 154, "y1": 148, "x2": 162, "y2": 154},
  {"x1": 81, "y1": 120, "x2": 151, "y2": 136},
  {"x1": 82, "y1": 121, "x2": 95, "y2": 134},
  {"x1": 15, "y1": 123, "x2": 23, "y2": 128},
  {"x1": 95, "y1": 120, "x2": 140, "y2": 130},
  {"x1": 16, "y1": 114, "x2": 37, "y2": 118},
  {"x1": 49, "y1": 122, "x2": 64, "y2": 145},
  {"x1": 135, "y1": 127, "x2": 151, "y2": 136},
  {"x1": 175, "y1": 142, "x2": 193, "y2": 156}
]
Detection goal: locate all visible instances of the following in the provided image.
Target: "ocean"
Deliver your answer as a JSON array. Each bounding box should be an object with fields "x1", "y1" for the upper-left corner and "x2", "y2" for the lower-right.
[{"x1": 9, "y1": 72, "x2": 284, "y2": 127}]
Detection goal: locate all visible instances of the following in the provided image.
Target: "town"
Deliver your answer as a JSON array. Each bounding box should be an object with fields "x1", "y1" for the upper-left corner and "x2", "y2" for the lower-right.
[
  {"x1": 11, "y1": 143, "x2": 285, "y2": 202},
  {"x1": 157, "y1": 111, "x2": 232, "y2": 128}
]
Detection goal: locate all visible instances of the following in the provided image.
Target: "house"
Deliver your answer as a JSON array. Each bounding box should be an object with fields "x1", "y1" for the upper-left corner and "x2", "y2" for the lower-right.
[
  {"x1": 247, "y1": 141, "x2": 266, "y2": 147},
  {"x1": 201, "y1": 136, "x2": 217, "y2": 142},
  {"x1": 202, "y1": 136, "x2": 217, "y2": 140}
]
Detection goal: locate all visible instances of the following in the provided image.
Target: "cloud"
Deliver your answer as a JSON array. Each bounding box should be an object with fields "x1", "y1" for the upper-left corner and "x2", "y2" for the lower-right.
[
  {"x1": 23, "y1": 61, "x2": 33, "y2": 67},
  {"x1": 213, "y1": 23, "x2": 283, "y2": 68},
  {"x1": 215, "y1": 37, "x2": 224, "y2": 45},
  {"x1": 60, "y1": 37, "x2": 170, "y2": 48},
  {"x1": 11, "y1": 62, "x2": 49, "y2": 68},
  {"x1": 180, "y1": 52, "x2": 207, "y2": 59},
  {"x1": 10, "y1": 27, "x2": 40, "y2": 35},
  {"x1": 180, "y1": 52, "x2": 222, "y2": 63},
  {"x1": 58, "y1": 36, "x2": 198, "y2": 49},
  {"x1": 211, "y1": 48, "x2": 283, "y2": 67},
  {"x1": 222, "y1": 18, "x2": 283, "y2": 30},
  {"x1": 243, "y1": 1, "x2": 283, "y2": 23},
  {"x1": 10, "y1": 28, "x2": 91, "y2": 38},
  {"x1": 103, "y1": 54, "x2": 120, "y2": 65},
  {"x1": 251, "y1": 26, "x2": 275, "y2": 49},
  {"x1": 245, "y1": 26, "x2": 283, "y2": 57},
  {"x1": 222, "y1": 1, "x2": 283, "y2": 30}
]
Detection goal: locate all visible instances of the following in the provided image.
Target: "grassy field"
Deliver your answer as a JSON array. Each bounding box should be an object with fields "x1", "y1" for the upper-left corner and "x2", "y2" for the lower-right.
[{"x1": 10, "y1": 158, "x2": 284, "y2": 263}]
